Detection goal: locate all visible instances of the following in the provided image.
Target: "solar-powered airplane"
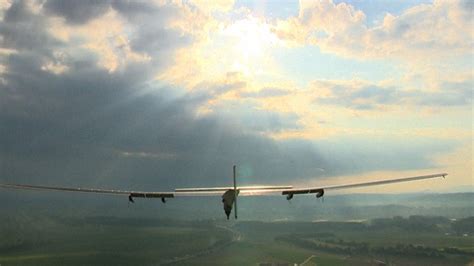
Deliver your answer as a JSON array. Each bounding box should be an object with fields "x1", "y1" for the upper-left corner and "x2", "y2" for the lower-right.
[{"x1": 0, "y1": 166, "x2": 447, "y2": 219}]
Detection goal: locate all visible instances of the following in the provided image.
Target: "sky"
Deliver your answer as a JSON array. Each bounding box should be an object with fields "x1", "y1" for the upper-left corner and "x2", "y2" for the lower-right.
[{"x1": 0, "y1": 0, "x2": 472, "y2": 194}]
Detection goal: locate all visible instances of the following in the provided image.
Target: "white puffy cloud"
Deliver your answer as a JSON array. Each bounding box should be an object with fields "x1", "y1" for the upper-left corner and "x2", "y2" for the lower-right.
[{"x1": 274, "y1": 0, "x2": 473, "y2": 61}]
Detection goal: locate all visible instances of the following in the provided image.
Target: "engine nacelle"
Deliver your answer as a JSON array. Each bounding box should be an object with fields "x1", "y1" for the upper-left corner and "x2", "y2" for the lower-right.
[{"x1": 315, "y1": 189, "x2": 324, "y2": 198}]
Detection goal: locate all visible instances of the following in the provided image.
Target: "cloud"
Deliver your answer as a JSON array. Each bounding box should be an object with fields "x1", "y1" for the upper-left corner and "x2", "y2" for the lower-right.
[
  {"x1": 274, "y1": 0, "x2": 473, "y2": 60},
  {"x1": 44, "y1": 0, "x2": 111, "y2": 25},
  {"x1": 111, "y1": 1, "x2": 196, "y2": 57},
  {"x1": 316, "y1": 83, "x2": 399, "y2": 110},
  {"x1": 0, "y1": 0, "x2": 458, "y2": 191},
  {"x1": 12, "y1": 0, "x2": 210, "y2": 75},
  {"x1": 0, "y1": 1, "x2": 61, "y2": 53},
  {"x1": 192, "y1": 72, "x2": 248, "y2": 100},
  {"x1": 240, "y1": 87, "x2": 292, "y2": 98},
  {"x1": 212, "y1": 100, "x2": 302, "y2": 133},
  {"x1": 312, "y1": 78, "x2": 472, "y2": 110},
  {"x1": 0, "y1": 64, "x2": 454, "y2": 188},
  {"x1": 415, "y1": 80, "x2": 473, "y2": 107},
  {"x1": 188, "y1": 0, "x2": 235, "y2": 13},
  {"x1": 0, "y1": 54, "x2": 452, "y2": 189}
]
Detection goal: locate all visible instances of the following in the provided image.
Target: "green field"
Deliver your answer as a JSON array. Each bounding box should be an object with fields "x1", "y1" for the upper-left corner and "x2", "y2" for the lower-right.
[
  {"x1": 0, "y1": 215, "x2": 473, "y2": 265},
  {"x1": 0, "y1": 216, "x2": 231, "y2": 265}
]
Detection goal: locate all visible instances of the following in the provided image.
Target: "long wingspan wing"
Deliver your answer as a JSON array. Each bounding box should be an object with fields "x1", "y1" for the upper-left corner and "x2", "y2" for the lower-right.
[
  {"x1": 281, "y1": 173, "x2": 448, "y2": 196},
  {"x1": 0, "y1": 172, "x2": 448, "y2": 220},
  {"x1": 0, "y1": 183, "x2": 174, "y2": 198},
  {"x1": 173, "y1": 186, "x2": 294, "y2": 197},
  {"x1": 0, "y1": 183, "x2": 291, "y2": 198},
  {"x1": 0, "y1": 173, "x2": 447, "y2": 199}
]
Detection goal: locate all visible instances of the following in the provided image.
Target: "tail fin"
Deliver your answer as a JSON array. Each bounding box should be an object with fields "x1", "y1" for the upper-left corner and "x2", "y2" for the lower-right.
[{"x1": 233, "y1": 165, "x2": 238, "y2": 219}]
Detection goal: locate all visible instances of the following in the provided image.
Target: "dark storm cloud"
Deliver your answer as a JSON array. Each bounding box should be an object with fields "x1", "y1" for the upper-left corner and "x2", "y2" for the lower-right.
[
  {"x1": 0, "y1": 68, "x2": 322, "y2": 188},
  {"x1": 0, "y1": 1, "x2": 455, "y2": 190},
  {"x1": 214, "y1": 101, "x2": 301, "y2": 133},
  {"x1": 112, "y1": 0, "x2": 196, "y2": 59},
  {"x1": 0, "y1": 1, "x2": 61, "y2": 53},
  {"x1": 240, "y1": 110, "x2": 300, "y2": 133},
  {"x1": 42, "y1": 0, "x2": 193, "y2": 66},
  {"x1": 43, "y1": 0, "x2": 111, "y2": 25},
  {"x1": 189, "y1": 80, "x2": 247, "y2": 102},
  {"x1": 113, "y1": 2, "x2": 194, "y2": 57},
  {"x1": 42, "y1": 0, "x2": 182, "y2": 28}
]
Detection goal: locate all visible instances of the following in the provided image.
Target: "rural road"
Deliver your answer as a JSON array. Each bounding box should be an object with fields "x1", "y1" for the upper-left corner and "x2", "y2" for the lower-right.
[
  {"x1": 158, "y1": 225, "x2": 241, "y2": 265},
  {"x1": 300, "y1": 254, "x2": 316, "y2": 265}
]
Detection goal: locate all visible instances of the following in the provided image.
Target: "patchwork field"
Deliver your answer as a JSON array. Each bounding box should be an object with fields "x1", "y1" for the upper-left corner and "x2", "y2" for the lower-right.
[{"x1": 0, "y1": 215, "x2": 473, "y2": 265}]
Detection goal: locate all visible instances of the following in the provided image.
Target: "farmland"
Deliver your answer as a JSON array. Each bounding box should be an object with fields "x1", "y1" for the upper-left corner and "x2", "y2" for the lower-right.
[{"x1": 1, "y1": 214, "x2": 473, "y2": 265}]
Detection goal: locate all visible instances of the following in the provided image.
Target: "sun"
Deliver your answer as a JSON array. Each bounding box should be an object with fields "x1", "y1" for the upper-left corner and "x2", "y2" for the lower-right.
[
  {"x1": 174, "y1": 17, "x2": 281, "y2": 85},
  {"x1": 227, "y1": 19, "x2": 267, "y2": 58},
  {"x1": 222, "y1": 18, "x2": 279, "y2": 75}
]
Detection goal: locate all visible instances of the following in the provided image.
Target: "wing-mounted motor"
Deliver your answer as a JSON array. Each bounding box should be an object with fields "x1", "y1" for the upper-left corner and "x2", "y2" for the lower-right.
[
  {"x1": 315, "y1": 189, "x2": 324, "y2": 198},
  {"x1": 128, "y1": 192, "x2": 174, "y2": 204},
  {"x1": 282, "y1": 188, "x2": 325, "y2": 200},
  {"x1": 281, "y1": 173, "x2": 448, "y2": 202}
]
